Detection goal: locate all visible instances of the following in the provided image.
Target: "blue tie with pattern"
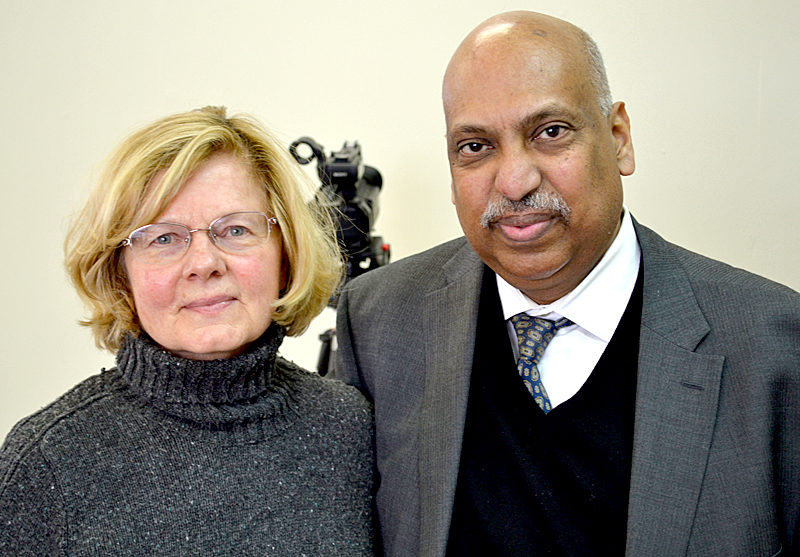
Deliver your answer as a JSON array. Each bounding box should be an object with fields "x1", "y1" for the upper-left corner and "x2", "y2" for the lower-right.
[{"x1": 510, "y1": 313, "x2": 573, "y2": 413}]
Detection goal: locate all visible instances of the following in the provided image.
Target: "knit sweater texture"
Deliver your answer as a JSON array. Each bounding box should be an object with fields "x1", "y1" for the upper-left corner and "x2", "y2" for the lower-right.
[{"x1": 0, "y1": 324, "x2": 375, "y2": 556}]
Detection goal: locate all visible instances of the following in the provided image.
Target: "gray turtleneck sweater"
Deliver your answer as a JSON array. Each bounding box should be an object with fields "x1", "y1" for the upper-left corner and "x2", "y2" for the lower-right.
[{"x1": 0, "y1": 324, "x2": 375, "y2": 556}]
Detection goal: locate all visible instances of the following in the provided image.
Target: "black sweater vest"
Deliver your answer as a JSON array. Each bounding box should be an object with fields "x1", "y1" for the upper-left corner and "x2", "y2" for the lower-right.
[{"x1": 446, "y1": 266, "x2": 643, "y2": 556}]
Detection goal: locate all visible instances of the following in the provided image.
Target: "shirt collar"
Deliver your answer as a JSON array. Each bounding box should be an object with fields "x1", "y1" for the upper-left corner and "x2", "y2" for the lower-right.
[{"x1": 497, "y1": 209, "x2": 641, "y2": 342}]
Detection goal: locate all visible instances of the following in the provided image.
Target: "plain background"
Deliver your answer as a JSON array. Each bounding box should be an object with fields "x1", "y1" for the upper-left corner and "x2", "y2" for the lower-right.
[{"x1": 2, "y1": 0, "x2": 798, "y2": 440}]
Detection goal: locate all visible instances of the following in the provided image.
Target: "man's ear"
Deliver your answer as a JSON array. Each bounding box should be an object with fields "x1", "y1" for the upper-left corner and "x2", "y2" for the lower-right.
[{"x1": 610, "y1": 101, "x2": 635, "y2": 176}]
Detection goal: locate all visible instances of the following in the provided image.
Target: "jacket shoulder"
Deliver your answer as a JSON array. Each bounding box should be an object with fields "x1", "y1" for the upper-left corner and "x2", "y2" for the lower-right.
[
  {"x1": 638, "y1": 224, "x2": 798, "y2": 299},
  {"x1": 343, "y1": 237, "x2": 472, "y2": 297},
  {"x1": 636, "y1": 222, "x2": 800, "y2": 333}
]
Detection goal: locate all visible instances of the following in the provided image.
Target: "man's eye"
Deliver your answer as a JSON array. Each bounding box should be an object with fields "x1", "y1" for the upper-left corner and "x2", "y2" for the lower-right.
[
  {"x1": 537, "y1": 125, "x2": 567, "y2": 140},
  {"x1": 458, "y1": 142, "x2": 490, "y2": 155}
]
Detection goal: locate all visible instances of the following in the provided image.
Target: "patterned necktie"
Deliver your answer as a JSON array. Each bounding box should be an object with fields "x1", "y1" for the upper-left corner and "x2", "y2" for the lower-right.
[{"x1": 510, "y1": 313, "x2": 573, "y2": 413}]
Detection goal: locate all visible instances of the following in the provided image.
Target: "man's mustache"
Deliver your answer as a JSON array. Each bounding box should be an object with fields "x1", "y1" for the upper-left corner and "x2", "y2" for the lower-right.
[{"x1": 480, "y1": 190, "x2": 571, "y2": 229}]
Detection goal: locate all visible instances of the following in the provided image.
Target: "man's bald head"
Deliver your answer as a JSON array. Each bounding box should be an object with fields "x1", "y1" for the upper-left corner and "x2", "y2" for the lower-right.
[{"x1": 443, "y1": 11, "x2": 612, "y2": 119}]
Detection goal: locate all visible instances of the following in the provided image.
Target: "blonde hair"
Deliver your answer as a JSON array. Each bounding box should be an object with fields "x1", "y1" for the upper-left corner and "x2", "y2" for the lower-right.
[{"x1": 65, "y1": 106, "x2": 342, "y2": 352}]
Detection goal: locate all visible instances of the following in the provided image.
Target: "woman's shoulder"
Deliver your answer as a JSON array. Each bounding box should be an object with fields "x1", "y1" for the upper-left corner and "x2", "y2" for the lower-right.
[
  {"x1": 275, "y1": 358, "x2": 373, "y2": 420},
  {"x1": 1, "y1": 371, "x2": 117, "y2": 479}
]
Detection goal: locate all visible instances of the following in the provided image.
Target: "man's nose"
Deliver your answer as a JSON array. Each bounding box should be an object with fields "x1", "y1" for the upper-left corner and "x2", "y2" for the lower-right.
[{"x1": 494, "y1": 148, "x2": 543, "y2": 201}]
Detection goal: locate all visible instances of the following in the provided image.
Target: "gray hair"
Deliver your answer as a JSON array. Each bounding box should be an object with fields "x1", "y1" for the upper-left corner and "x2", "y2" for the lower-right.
[
  {"x1": 480, "y1": 189, "x2": 572, "y2": 229},
  {"x1": 580, "y1": 29, "x2": 614, "y2": 117}
]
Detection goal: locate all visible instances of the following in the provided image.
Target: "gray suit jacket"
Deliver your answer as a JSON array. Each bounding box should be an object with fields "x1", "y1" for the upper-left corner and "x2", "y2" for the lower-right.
[{"x1": 335, "y1": 220, "x2": 800, "y2": 556}]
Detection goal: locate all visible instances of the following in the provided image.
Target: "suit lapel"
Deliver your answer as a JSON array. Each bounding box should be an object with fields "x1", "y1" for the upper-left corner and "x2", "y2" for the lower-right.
[
  {"x1": 418, "y1": 242, "x2": 484, "y2": 556},
  {"x1": 626, "y1": 222, "x2": 725, "y2": 554}
]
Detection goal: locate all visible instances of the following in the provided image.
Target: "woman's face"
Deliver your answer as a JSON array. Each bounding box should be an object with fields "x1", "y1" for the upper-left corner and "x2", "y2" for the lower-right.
[{"x1": 124, "y1": 152, "x2": 283, "y2": 360}]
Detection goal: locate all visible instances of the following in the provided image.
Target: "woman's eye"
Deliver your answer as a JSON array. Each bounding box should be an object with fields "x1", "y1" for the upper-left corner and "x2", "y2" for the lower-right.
[
  {"x1": 223, "y1": 226, "x2": 249, "y2": 238},
  {"x1": 154, "y1": 234, "x2": 175, "y2": 245}
]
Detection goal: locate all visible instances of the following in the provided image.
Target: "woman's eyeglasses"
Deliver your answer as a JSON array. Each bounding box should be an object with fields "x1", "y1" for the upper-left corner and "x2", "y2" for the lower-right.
[{"x1": 121, "y1": 211, "x2": 278, "y2": 264}]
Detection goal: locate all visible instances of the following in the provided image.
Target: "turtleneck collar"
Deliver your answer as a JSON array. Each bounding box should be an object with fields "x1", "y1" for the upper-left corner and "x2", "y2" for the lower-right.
[{"x1": 116, "y1": 322, "x2": 286, "y2": 406}]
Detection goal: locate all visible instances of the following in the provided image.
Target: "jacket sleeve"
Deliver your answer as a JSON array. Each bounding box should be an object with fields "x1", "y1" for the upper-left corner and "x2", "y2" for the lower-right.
[{"x1": 333, "y1": 283, "x2": 370, "y2": 397}]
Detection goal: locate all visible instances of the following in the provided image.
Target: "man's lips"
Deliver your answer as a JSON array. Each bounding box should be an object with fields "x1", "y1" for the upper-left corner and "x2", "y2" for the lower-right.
[
  {"x1": 182, "y1": 295, "x2": 236, "y2": 313},
  {"x1": 493, "y1": 212, "x2": 558, "y2": 242}
]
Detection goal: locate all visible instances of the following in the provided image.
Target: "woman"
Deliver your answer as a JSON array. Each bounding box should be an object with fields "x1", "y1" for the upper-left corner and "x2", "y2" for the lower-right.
[{"x1": 0, "y1": 107, "x2": 374, "y2": 555}]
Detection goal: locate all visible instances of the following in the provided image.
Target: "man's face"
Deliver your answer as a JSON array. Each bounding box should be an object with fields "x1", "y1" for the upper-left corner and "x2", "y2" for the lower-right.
[{"x1": 443, "y1": 34, "x2": 634, "y2": 304}]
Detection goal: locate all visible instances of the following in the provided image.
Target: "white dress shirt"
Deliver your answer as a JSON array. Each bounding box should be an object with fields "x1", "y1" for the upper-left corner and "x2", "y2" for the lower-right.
[{"x1": 497, "y1": 209, "x2": 641, "y2": 409}]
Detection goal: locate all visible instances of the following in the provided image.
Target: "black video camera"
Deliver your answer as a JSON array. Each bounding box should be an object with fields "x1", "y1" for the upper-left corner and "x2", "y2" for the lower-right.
[
  {"x1": 289, "y1": 137, "x2": 391, "y2": 376},
  {"x1": 289, "y1": 137, "x2": 390, "y2": 287}
]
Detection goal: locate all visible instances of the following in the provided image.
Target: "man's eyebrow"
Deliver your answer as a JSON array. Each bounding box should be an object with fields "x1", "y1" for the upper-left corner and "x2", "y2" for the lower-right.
[
  {"x1": 447, "y1": 124, "x2": 490, "y2": 138},
  {"x1": 515, "y1": 105, "x2": 583, "y2": 132},
  {"x1": 447, "y1": 105, "x2": 585, "y2": 139}
]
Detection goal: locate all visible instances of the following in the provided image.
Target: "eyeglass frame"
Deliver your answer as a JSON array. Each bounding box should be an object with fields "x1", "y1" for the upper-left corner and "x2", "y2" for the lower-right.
[{"x1": 120, "y1": 211, "x2": 279, "y2": 264}]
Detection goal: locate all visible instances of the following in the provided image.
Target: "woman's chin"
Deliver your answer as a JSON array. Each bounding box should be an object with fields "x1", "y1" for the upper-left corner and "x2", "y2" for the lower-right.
[
  {"x1": 161, "y1": 334, "x2": 251, "y2": 361},
  {"x1": 151, "y1": 321, "x2": 270, "y2": 361}
]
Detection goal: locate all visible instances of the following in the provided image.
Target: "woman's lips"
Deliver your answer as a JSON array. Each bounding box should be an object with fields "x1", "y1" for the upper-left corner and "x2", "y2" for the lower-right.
[{"x1": 182, "y1": 296, "x2": 236, "y2": 314}]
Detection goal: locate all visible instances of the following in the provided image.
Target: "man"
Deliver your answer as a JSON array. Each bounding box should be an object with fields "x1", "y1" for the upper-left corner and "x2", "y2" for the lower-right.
[{"x1": 334, "y1": 10, "x2": 800, "y2": 556}]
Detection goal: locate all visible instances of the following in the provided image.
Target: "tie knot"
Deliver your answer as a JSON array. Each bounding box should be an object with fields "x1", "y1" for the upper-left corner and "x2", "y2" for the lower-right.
[
  {"x1": 510, "y1": 313, "x2": 573, "y2": 364},
  {"x1": 511, "y1": 313, "x2": 572, "y2": 335}
]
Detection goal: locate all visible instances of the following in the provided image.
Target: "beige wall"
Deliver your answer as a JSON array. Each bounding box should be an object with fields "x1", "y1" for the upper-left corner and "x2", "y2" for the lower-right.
[{"x1": 2, "y1": 0, "x2": 798, "y2": 440}]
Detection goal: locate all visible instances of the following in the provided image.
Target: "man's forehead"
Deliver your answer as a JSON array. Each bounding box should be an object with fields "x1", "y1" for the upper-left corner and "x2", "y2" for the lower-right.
[
  {"x1": 444, "y1": 41, "x2": 594, "y2": 128},
  {"x1": 444, "y1": 51, "x2": 582, "y2": 114},
  {"x1": 445, "y1": 33, "x2": 581, "y2": 99}
]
